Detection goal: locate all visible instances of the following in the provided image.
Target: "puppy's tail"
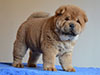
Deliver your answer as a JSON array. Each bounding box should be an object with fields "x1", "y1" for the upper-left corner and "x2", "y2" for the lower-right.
[{"x1": 27, "y1": 12, "x2": 49, "y2": 20}]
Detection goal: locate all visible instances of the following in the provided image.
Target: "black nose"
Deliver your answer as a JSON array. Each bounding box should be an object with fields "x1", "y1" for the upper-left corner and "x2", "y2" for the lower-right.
[{"x1": 69, "y1": 23, "x2": 74, "y2": 29}]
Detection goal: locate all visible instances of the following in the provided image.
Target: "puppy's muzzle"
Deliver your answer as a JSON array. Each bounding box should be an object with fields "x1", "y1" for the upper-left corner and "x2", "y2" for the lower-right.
[{"x1": 62, "y1": 23, "x2": 77, "y2": 36}]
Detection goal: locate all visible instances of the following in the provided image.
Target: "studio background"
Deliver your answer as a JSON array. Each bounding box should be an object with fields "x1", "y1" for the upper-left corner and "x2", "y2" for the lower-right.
[{"x1": 0, "y1": 0, "x2": 100, "y2": 67}]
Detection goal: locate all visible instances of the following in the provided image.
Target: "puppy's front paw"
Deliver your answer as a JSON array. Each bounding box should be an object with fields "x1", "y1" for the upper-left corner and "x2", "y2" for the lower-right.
[
  {"x1": 12, "y1": 63, "x2": 24, "y2": 68},
  {"x1": 64, "y1": 66, "x2": 76, "y2": 72},
  {"x1": 44, "y1": 67, "x2": 57, "y2": 71}
]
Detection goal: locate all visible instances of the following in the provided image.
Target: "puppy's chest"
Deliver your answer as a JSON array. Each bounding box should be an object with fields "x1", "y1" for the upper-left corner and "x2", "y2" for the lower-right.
[{"x1": 56, "y1": 42, "x2": 73, "y2": 57}]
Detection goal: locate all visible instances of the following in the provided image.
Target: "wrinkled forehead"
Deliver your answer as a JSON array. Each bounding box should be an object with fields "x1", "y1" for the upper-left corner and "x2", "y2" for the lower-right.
[{"x1": 63, "y1": 6, "x2": 84, "y2": 18}]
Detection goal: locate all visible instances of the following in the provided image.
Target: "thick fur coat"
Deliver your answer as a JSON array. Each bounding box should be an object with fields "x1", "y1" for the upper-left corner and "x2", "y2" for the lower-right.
[{"x1": 13, "y1": 5, "x2": 88, "y2": 72}]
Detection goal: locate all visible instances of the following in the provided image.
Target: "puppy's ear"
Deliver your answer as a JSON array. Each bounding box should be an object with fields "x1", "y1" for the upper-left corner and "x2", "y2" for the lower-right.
[
  {"x1": 84, "y1": 14, "x2": 88, "y2": 23},
  {"x1": 55, "y1": 6, "x2": 66, "y2": 16}
]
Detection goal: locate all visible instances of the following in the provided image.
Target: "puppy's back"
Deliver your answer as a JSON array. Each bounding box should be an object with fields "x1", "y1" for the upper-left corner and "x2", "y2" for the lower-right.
[{"x1": 27, "y1": 12, "x2": 49, "y2": 20}]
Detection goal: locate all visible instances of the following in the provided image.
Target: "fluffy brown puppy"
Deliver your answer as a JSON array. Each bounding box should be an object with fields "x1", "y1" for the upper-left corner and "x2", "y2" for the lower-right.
[{"x1": 13, "y1": 5, "x2": 88, "y2": 72}]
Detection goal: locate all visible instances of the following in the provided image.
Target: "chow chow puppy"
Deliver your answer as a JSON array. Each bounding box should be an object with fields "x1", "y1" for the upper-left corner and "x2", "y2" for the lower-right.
[{"x1": 13, "y1": 5, "x2": 88, "y2": 72}]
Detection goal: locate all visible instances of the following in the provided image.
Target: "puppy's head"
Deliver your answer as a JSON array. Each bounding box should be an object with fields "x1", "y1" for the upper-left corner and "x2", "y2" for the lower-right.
[{"x1": 54, "y1": 5, "x2": 88, "y2": 41}]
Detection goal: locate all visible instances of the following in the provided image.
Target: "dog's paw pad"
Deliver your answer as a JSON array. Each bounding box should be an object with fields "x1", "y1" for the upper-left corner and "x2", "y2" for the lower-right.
[
  {"x1": 27, "y1": 64, "x2": 37, "y2": 67},
  {"x1": 44, "y1": 67, "x2": 57, "y2": 71},
  {"x1": 12, "y1": 63, "x2": 24, "y2": 68}
]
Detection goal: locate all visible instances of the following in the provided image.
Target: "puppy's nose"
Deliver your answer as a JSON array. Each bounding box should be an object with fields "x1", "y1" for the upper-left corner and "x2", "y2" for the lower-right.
[{"x1": 69, "y1": 23, "x2": 74, "y2": 29}]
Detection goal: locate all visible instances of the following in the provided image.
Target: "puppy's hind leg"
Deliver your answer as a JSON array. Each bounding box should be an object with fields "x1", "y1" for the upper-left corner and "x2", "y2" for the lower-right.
[
  {"x1": 27, "y1": 50, "x2": 41, "y2": 67},
  {"x1": 12, "y1": 40, "x2": 28, "y2": 68}
]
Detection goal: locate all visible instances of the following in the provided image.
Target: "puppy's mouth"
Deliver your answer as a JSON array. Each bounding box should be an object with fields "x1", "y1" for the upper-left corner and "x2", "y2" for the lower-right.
[{"x1": 61, "y1": 31, "x2": 77, "y2": 36}]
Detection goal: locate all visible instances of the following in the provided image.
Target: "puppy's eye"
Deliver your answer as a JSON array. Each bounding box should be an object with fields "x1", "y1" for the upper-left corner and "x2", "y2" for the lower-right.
[
  {"x1": 77, "y1": 19, "x2": 80, "y2": 24},
  {"x1": 57, "y1": 13, "x2": 62, "y2": 16},
  {"x1": 65, "y1": 17, "x2": 69, "y2": 21}
]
